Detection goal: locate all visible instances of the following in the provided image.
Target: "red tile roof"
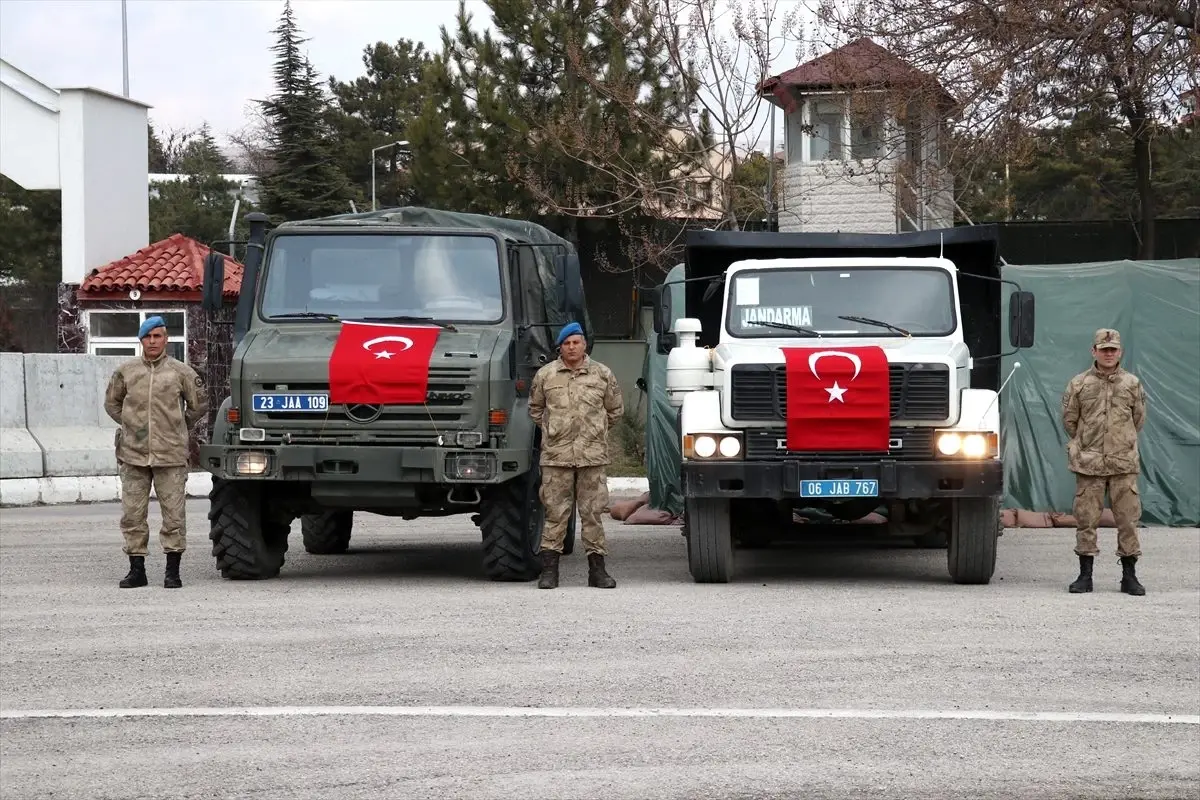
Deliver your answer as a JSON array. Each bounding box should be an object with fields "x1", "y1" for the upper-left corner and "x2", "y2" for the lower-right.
[
  {"x1": 79, "y1": 234, "x2": 243, "y2": 298},
  {"x1": 761, "y1": 38, "x2": 954, "y2": 108}
]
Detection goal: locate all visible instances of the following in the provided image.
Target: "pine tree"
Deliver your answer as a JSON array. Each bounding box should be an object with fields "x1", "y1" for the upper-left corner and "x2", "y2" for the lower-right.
[
  {"x1": 406, "y1": 0, "x2": 700, "y2": 221},
  {"x1": 327, "y1": 40, "x2": 433, "y2": 208},
  {"x1": 257, "y1": 0, "x2": 352, "y2": 221}
]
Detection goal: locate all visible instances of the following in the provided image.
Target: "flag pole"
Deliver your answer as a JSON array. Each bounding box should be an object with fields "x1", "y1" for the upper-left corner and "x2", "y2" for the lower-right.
[{"x1": 121, "y1": 0, "x2": 129, "y2": 97}]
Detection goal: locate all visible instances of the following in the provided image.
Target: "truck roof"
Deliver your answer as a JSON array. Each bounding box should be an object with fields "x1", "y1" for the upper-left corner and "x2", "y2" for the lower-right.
[{"x1": 726, "y1": 255, "x2": 958, "y2": 273}]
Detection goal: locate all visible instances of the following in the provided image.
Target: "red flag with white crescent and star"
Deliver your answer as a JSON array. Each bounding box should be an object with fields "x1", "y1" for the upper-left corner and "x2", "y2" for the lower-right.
[
  {"x1": 328, "y1": 321, "x2": 441, "y2": 405},
  {"x1": 781, "y1": 346, "x2": 891, "y2": 451}
]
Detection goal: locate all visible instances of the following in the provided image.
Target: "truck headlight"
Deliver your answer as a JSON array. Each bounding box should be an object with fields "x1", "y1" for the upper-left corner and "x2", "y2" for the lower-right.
[
  {"x1": 685, "y1": 433, "x2": 743, "y2": 460},
  {"x1": 934, "y1": 431, "x2": 997, "y2": 458},
  {"x1": 234, "y1": 451, "x2": 271, "y2": 475}
]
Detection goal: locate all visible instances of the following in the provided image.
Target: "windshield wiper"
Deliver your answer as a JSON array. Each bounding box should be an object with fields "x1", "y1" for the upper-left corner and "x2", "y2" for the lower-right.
[
  {"x1": 356, "y1": 315, "x2": 457, "y2": 331},
  {"x1": 751, "y1": 320, "x2": 822, "y2": 337},
  {"x1": 270, "y1": 312, "x2": 340, "y2": 320},
  {"x1": 838, "y1": 315, "x2": 912, "y2": 337}
]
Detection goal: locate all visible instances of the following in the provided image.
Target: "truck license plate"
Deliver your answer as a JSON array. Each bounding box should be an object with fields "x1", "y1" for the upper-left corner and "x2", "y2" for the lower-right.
[
  {"x1": 252, "y1": 393, "x2": 329, "y2": 412},
  {"x1": 799, "y1": 479, "x2": 879, "y2": 498}
]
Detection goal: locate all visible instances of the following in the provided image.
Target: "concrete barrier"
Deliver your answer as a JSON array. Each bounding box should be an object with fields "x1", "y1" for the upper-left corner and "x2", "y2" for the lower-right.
[
  {"x1": 0, "y1": 353, "x2": 650, "y2": 507},
  {"x1": 24, "y1": 354, "x2": 125, "y2": 477},
  {"x1": 0, "y1": 353, "x2": 44, "y2": 479}
]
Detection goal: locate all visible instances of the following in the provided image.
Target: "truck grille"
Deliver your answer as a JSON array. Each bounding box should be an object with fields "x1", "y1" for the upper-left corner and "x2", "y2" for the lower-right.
[
  {"x1": 744, "y1": 426, "x2": 936, "y2": 462},
  {"x1": 249, "y1": 367, "x2": 478, "y2": 429},
  {"x1": 730, "y1": 363, "x2": 950, "y2": 422}
]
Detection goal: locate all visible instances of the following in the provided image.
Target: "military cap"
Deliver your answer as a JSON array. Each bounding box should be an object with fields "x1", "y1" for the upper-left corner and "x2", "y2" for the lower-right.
[{"x1": 1093, "y1": 328, "x2": 1122, "y2": 349}]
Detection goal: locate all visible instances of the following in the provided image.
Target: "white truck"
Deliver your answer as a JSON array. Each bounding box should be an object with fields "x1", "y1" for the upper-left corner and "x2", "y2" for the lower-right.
[{"x1": 650, "y1": 228, "x2": 1035, "y2": 585}]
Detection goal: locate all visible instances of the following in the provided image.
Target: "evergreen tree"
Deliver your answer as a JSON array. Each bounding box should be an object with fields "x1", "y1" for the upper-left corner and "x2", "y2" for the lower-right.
[
  {"x1": 406, "y1": 0, "x2": 700, "y2": 222},
  {"x1": 327, "y1": 40, "x2": 432, "y2": 209},
  {"x1": 257, "y1": 0, "x2": 352, "y2": 221}
]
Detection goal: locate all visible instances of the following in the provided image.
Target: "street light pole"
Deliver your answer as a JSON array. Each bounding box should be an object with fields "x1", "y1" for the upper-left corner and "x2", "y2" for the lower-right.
[
  {"x1": 371, "y1": 140, "x2": 410, "y2": 210},
  {"x1": 121, "y1": 0, "x2": 129, "y2": 97}
]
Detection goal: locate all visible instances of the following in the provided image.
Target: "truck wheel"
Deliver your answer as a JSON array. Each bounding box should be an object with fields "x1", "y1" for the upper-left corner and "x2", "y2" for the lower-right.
[
  {"x1": 686, "y1": 497, "x2": 734, "y2": 583},
  {"x1": 947, "y1": 496, "x2": 1000, "y2": 584},
  {"x1": 208, "y1": 478, "x2": 290, "y2": 580},
  {"x1": 301, "y1": 510, "x2": 353, "y2": 554},
  {"x1": 479, "y1": 471, "x2": 543, "y2": 582}
]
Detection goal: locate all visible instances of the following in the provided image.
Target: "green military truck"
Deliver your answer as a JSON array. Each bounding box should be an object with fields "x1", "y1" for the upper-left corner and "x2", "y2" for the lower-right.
[{"x1": 199, "y1": 207, "x2": 586, "y2": 581}]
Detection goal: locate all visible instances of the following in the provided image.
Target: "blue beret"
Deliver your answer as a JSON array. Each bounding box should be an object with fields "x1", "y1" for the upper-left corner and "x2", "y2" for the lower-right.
[
  {"x1": 556, "y1": 322, "x2": 584, "y2": 346},
  {"x1": 138, "y1": 315, "x2": 167, "y2": 339}
]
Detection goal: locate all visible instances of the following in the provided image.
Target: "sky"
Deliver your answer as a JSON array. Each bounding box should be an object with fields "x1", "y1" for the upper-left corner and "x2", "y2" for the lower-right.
[{"x1": 0, "y1": 0, "x2": 807, "y2": 157}]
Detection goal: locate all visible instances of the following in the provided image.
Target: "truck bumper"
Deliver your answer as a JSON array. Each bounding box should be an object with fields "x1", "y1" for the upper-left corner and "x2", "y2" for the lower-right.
[
  {"x1": 681, "y1": 459, "x2": 1003, "y2": 500},
  {"x1": 200, "y1": 443, "x2": 531, "y2": 484}
]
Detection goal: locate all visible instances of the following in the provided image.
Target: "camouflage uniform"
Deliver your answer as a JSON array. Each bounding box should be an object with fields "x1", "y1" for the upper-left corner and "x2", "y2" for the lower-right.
[
  {"x1": 529, "y1": 354, "x2": 624, "y2": 586},
  {"x1": 104, "y1": 351, "x2": 208, "y2": 587},
  {"x1": 1061, "y1": 328, "x2": 1148, "y2": 595}
]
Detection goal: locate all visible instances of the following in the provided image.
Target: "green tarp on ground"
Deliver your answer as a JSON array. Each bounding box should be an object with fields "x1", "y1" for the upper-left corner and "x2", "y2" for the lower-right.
[
  {"x1": 1000, "y1": 259, "x2": 1200, "y2": 527},
  {"x1": 643, "y1": 258, "x2": 1200, "y2": 526}
]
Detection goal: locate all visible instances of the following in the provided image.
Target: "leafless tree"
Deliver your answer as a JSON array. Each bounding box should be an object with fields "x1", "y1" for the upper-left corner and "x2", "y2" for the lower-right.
[
  {"x1": 224, "y1": 102, "x2": 277, "y2": 177},
  {"x1": 813, "y1": 0, "x2": 1199, "y2": 255},
  {"x1": 516, "y1": 0, "x2": 803, "y2": 274}
]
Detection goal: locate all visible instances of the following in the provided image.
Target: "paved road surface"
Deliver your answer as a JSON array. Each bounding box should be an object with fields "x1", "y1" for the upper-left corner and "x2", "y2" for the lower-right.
[{"x1": 1, "y1": 501, "x2": 1197, "y2": 799}]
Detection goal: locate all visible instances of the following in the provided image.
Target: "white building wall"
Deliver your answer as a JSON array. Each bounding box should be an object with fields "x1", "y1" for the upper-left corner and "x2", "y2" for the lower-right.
[
  {"x1": 0, "y1": 60, "x2": 151, "y2": 286},
  {"x1": 777, "y1": 160, "x2": 898, "y2": 234}
]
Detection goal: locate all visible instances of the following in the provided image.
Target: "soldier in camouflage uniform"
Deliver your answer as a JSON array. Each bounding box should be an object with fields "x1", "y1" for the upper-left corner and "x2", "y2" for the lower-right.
[
  {"x1": 104, "y1": 316, "x2": 208, "y2": 590},
  {"x1": 529, "y1": 322, "x2": 624, "y2": 589},
  {"x1": 1061, "y1": 328, "x2": 1148, "y2": 595}
]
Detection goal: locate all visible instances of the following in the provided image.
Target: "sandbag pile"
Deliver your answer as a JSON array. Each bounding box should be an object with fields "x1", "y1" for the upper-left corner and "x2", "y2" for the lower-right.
[{"x1": 609, "y1": 492, "x2": 681, "y2": 525}]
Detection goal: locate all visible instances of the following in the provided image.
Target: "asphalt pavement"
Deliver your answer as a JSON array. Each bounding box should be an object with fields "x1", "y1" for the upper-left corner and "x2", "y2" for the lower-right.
[{"x1": 1, "y1": 500, "x2": 1197, "y2": 800}]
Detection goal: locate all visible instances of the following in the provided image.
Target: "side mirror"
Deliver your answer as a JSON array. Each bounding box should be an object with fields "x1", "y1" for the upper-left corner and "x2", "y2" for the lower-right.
[
  {"x1": 201, "y1": 252, "x2": 226, "y2": 312},
  {"x1": 635, "y1": 377, "x2": 647, "y2": 392},
  {"x1": 1008, "y1": 290, "x2": 1035, "y2": 349},
  {"x1": 553, "y1": 253, "x2": 585, "y2": 322},
  {"x1": 656, "y1": 331, "x2": 677, "y2": 356},
  {"x1": 650, "y1": 285, "x2": 673, "y2": 334}
]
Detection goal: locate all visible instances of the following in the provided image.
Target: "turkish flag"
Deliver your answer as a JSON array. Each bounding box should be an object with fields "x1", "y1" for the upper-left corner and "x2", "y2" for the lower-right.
[
  {"x1": 328, "y1": 321, "x2": 441, "y2": 405},
  {"x1": 781, "y1": 346, "x2": 891, "y2": 451}
]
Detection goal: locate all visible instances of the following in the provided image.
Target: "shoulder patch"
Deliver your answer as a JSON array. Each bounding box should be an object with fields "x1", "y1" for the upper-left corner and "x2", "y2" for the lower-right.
[{"x1": 195, "y1": 375, "x2": 204, "y2": 387}]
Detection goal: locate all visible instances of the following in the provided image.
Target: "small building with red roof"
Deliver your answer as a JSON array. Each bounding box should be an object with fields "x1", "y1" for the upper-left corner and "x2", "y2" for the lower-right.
[
  {"x1": 758, "y1": 38, "x2": 957, "y2": 234},
  {"x1": 60, "y1": 232, "x2": 242, "y2": 363},
  {"x1": 56, "y1": 233, "x2": 243, "y2": 462}
]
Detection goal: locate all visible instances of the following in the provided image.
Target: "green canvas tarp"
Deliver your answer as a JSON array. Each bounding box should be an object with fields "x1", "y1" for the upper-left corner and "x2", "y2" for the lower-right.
[
  {"x1": 643, "y1": 258, "x2": 1200, "y2": 526},
  {"x1": 642, "y1": 264, "x2": 687, "y2": 517},
  {"x1": 1000, "y1": 259, "x2": 1200, "y2": 527}
]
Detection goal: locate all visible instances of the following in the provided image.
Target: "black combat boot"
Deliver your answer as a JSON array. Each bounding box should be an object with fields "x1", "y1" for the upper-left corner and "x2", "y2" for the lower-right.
[
  {"x1": 1120, "y1": 556, "x2": 1146, "y2": 596},
  {"x1": 538, "y1": 550, "x2": 560, "y2": 589},
  {"x1": 1068, "y1": 555, "x2": 1093, "y2": 593},
  {"x1": 119, "y1": 556, "x2": 147, "y2": 589},
  {"x1": 587, "y1": 553, "x2": 616, "y2": 589},
  {"x1": 164, "y1": 552, "x2": 183, "y2": 589}
]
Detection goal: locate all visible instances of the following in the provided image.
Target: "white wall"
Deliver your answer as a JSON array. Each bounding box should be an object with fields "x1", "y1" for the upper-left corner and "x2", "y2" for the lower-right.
[
  {"x1": 0, "y1": 60, "x2": 151, "y2": 286},
  {"x1": 0, "y1": 67, "x2": 61, "y2": 190}
]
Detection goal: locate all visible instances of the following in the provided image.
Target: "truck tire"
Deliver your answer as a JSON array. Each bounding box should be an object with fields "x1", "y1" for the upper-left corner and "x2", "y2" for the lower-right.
[
  {"x1": 947, "y1": 496, "x2": 1000, "y2": 584},
  {"x1": 301, "y1": 510, "x2": 353, "y2": 554},
  {"x1": 208, "y1": 478, "x2": 290, "y2": 580},
  {"x1": 686, "y1": 497, "x2": 734, "y2": 583},
  {"x1": 479, "y1": 471, "x2": 543, "y2": 582}
]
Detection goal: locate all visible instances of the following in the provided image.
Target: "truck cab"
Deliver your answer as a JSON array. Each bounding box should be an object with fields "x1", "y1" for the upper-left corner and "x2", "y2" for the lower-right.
[
  {"x1": 199, "y1": 208, "x2": 587, "y2": 583},
  {"x1": 651, "y1": 227, "x2": 1035, "y2": 585}
]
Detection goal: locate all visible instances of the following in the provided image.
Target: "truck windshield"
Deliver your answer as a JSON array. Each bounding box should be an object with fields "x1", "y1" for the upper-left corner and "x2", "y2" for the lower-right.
[
  {"x1": 259, "y1": 233, "x2": 505, "y2": 323},
  {"x1": 724, "y1": 266, "x2": 956, "y2": 338}
]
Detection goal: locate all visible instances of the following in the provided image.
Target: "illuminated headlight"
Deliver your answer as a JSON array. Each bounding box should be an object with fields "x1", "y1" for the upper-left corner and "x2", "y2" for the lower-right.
[
  {"x1": 445, "y1": 452, "x2": 496, "y2": 481},
  {"x1": 935, "y1": 431, "x2": 997, "y2": 458},
  {"x1": 234, "y1": 451, "x2": 271, "y2": 475},
  {"x1": 685, "y1": 433, "x2": 743, "y2": 460}
]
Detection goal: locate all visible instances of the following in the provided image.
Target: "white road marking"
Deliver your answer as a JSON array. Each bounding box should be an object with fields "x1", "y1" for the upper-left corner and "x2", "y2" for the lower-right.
[{"x1": 1, "y1": 706, "x2": 1197, "y2": 724}]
